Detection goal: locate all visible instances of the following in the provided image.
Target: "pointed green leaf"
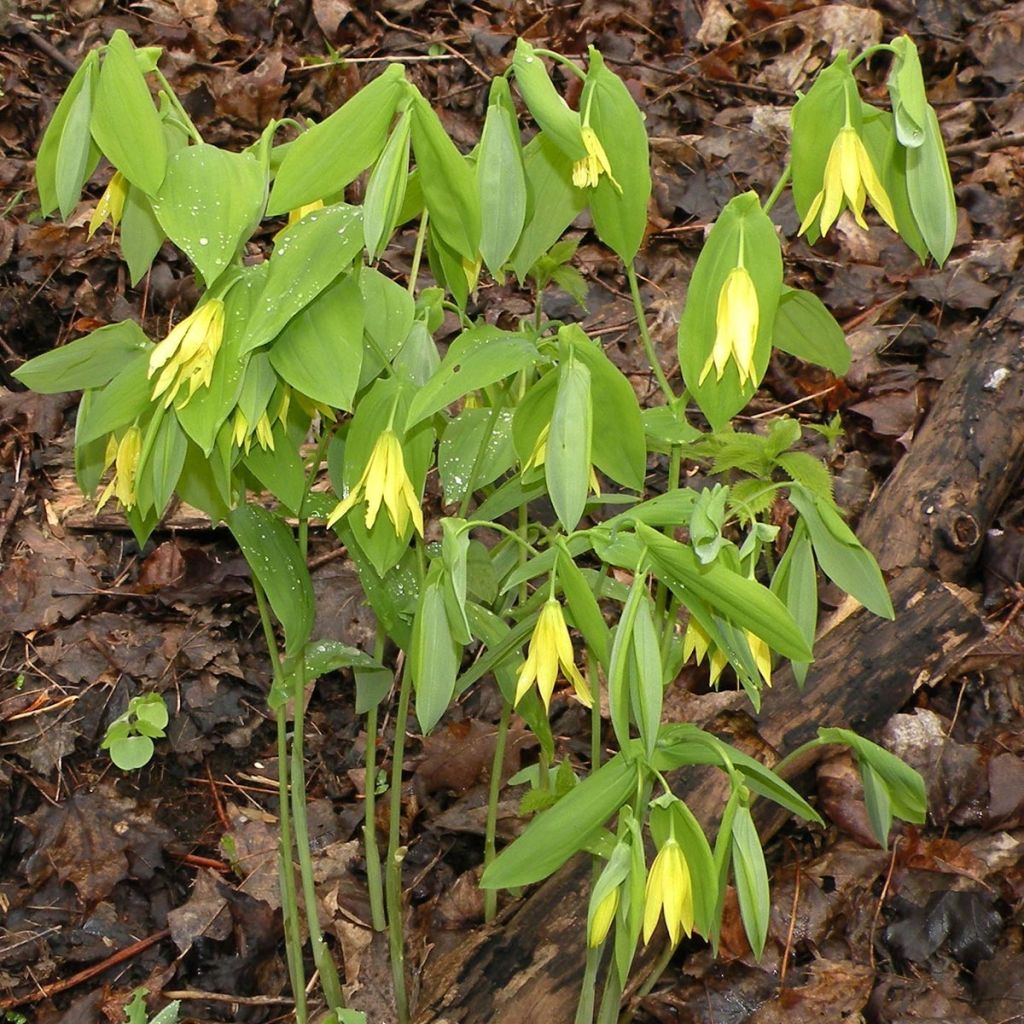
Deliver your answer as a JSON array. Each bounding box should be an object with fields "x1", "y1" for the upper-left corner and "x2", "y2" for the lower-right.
[
  {"x1": 772, "y1": 287, "x2": 850, "y2": 374},
  {"x1": 267, "y1": 64, "x2": 406, "y2": 215},
  {"x1": 547, "y1": 354, "x2": 592, "y2": 531},
  {"x1": 90, "y1": 30, "x2": 167, "y2": 195}
]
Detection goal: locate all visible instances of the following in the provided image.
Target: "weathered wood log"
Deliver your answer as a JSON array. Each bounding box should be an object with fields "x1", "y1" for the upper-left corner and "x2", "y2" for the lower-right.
[{"x1": 413, "y1": 267, "x2": 1024, "y2": 1023}]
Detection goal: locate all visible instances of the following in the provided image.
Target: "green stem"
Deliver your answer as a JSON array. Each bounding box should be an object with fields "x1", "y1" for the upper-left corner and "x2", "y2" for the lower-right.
[
  {"x1": 364, "y1": 702, "x2": 387, "y2": 930},
  {"x1": 619, "y1": 940, "x2": 675, "y2": 1022},
  {"x1": 850, "y1": 43, "x2": 897, "y2": 69},
  {"x1": 483, "y1": 699, "x2": 512, "y2": 922},
  {"x1": 254, "y1": 580, "x2": 308, "y2": 1024},
  {"x1": 596, "y1": 964, "x2": 624, "y2": 1024},
  {"x1": 575, "y1": 940, "x2": 604, "y2": 1024},
  {"x1": 408, "y1": 209, "x2": 429, "y2": 295},
  {"x1": 761, "y1": 163, "x2": 792, "y2": 216},
  {"x1": 626, "y1": 263, "x2": 676, "y2": 407},
  {"x1": 532, "y1": 48, "x2": 587, "y2": 80},
  {"x1": 153, "y1": 69, "x2": 203, "y2": 144},
  {"x1": 290, "y1": 655, "x2": 346, "y2": 1012},
  {"x1": 386, "y1": 660, "x2": 413, "y2": 1024}
]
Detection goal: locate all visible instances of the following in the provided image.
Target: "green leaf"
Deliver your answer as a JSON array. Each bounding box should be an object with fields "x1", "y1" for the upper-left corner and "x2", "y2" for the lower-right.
[
  {"x1": 360, "y1": 266, "x2": 415, "y2": 378},
  {"x1": 305, "y1": 639, "x2": 381, "y2": 682},
  {"x1": 776, "y1": 451, "x2": 833, "y2": 502},
  {"x1": 409, "y1": 90, "x2": 481, "y2": 262},
  {"x1": 678, "y1": 192, "x2": 783, "y2": 430},
  {"x1": 243, "y1": 424, "x2": 306, "y2": 513},
  {"x1": 438, "y1": 406, "x2": 515, "y2": 505},
  {"x1": 887, "y1": 36, "x2": 929, "y2": 148},
  {"x1": 629, "y1": 592, "x2": 662, "y2": 758},
  {"x1": 135, "y1": 409, "x2": 186, "y2": 516},
  {"x1": 363, "y1": 108, "x2": 412, "y2": 260},
  {"x1": 410, "y1": 565, "x2": 461, "y2": 734},
  {"x1": 512, "y1": 40, "x2": 585, "y2": 161},
  {"x1": 581, "y1": 48, "x2": 651, "y2": 263},
  {"x1": 480, "y1": 753, "x2": 638, "y2": 889},
  {"x1": 74, "y1": 353, "x2": 151, "y2": 445},
  {"x1": 770, "y1": 522, "x2": 817, "y2": 687},
  {"x1": 267, "y1": 64, "x2": 406, "y2": 215},
  {"x1": 13, "y1": 320, "x2": 149, "y2": 394},
  {"x1": 108, "y1": 735, "x2": 155, "y2": 771},
  {"x1": 510, "y1": 133, "x2": 587, "y2": 282},
  {"x1": 906, "y1": 105, "x2": 957, "y2": 266},
  {"x1": 37, "y1": 50, "x2": 101, "y2": 217},
  {"x1": 406, "y1": 326, "x2": 538, "y2": 426},
  {"x1": 477, "y1": 77, "x2": 527, "y2": 275},
  {"x1": 731, "y1": 802, "x2": 770, "y2": 959},
  {"x1": 227, "y1": 503, "x2": 315, "y2": 657},
  {"x1": 547, "y1": 353, "x2": 592, "y2": 532},
  {"x1": 241, "y1": 203, "x2": 363, "y2": 354},
  {"x1": 90, "y1": 30, "x2": 167, "y2": 195},
  {"x1": 636, "y1": 523, "x2": 812, "y2": 662},
  {"x1": 772, "y1": 287, "x2": 851, "y2": 374},
  {"x1": 787, "y1": 485, "x2": 894, "y2": 619},
  {"x1": 55, "y1": 56, "x2": 100, "y2": 219},
  {"x1": 152, "y1": 144, "x2": 266, "y2": 285},
  {"x1": 818, "y1": 726, "x2": 926, "y2": 830},
  {"x1": 860, "y1": 759, "x2": 894, "y2": 848},
  {"x1": 269, "y1": 272, "x2": 364, "y2": 410},
  {"x1": 556, "y1": 543, "x2": 611, "y2": 670},
  {"x1": 563, "y1": 325, "x2": 646, "y2": 491},
  {"x1": 121, "y1": 185, "x2": 166, "y2": 286}
]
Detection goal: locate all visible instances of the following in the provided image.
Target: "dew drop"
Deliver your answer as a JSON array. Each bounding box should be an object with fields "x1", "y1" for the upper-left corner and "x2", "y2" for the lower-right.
[{"x1": 199, "y1": 237, "x2": 209, "y2": 246}]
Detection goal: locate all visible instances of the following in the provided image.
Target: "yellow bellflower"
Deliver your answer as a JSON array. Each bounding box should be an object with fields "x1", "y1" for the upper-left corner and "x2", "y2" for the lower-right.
[
  {"x1": 96, "y1": 424, "x2": 142, "y2": 512},
  {"x1": 746, "y1": 630, "x2": 772, "y2": 686},
  {"x1": 682, "y1": 617, "x2": 728, "y2": 685},
  {"x1": 88, "y1": 171, "x2": 129, "y2": 238},
  {"x1": 799, "y1": 126, "x2": 898, "y2": 238},
  {"x1": 642, "y1": 837, "x2": 694, "y2": 946},
  {"x1": 514, "y1": 598, "x2": 593, "y2": 711},
  {"x1": 588, "y1": 886, "x2": 620, "y2": 948},
  {"x1": 699, "y1": 265, "x2": 759, "y2": 389},
  {"x1": 326, "y1": 429, "x2": 424, "y2": 537},
  {"x1": 148, "y1": 299, "x2": 226, "y2": 409},
  {"x1": 572, "y1": 125, "x2": 622, "y2": 193}
]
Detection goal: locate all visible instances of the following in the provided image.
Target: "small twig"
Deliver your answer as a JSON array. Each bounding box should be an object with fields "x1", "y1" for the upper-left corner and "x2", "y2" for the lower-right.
[
  {"x1": 14, "y1": 22, "x2": 79, "y2": 75},
  {"x1": 0, "y1": 929, "x2": 171, "y2": 1010},
  {"x1": 162, "y1": 990, "x2": 295, "y2": 1006},
  {"x1": 869, "y1": 837, "x2": 900, "y2": 970},
  {"x1": 946, "y1": 132, "x2": 1024, "y2": 157},
  {"x1": 778, "y1": 846, "x2": 802, "y2": 991}
]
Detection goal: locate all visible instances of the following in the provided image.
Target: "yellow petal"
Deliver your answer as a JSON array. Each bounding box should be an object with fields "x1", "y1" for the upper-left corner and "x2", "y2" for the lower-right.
[{"x1": 589, "y1": 887, "x2": 619, "y2": 947}]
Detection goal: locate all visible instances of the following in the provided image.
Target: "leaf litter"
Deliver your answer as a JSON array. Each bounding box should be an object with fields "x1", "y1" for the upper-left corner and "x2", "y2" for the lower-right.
[{"x1": 1, "y1": 0, "x2": 1024, "y2": 1021}]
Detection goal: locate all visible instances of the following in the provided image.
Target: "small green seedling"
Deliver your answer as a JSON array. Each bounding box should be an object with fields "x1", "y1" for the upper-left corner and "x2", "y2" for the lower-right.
[
  {"x1": 124, "y1": 989, "x2": 179, "y2": 1024},
  {"x1": 101, "y1": 693, "x2": 169, "y2": 770}
]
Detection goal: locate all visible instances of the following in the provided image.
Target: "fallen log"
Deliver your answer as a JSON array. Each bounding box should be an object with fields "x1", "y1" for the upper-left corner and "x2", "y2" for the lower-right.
[{"x1": 413, "y1": 268, "x2": 1024, "y2": 1023}]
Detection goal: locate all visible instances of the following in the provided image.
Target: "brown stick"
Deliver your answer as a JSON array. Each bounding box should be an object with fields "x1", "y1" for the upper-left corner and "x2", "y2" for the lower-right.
[{"x1": 0, "y1": 930, "x2": 171, "y2": 1010}]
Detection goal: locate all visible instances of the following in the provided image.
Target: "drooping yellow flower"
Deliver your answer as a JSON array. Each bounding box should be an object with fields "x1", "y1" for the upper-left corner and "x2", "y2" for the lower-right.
[
  {"x1": 699, "y1": 265, "x2": 759, "y2": 388},
  {"x1": 514, "y1": 599, "x2": 592, "y2": 711},
  {"x1": 96, "y1": 424, "x2": 142, "y2": 512},
  {"x1": 231, "y1": 408, "x2": 275, "y2": 453},
  {"x1": 326, "y1": 428, "x2": 424, "y2": 537},
  {"x1": 745, "y1": 630, "x2": 772, "y2": 686},
  {"x1": 682, "y1": 617, "x2": 728, "y2": 685},
  {"x1": 642, "y1": 838, "x2": 693, "y2": 945},
  {"x1": 588, "y1": 886, "x2": 620, "y2": 948},
  {"x1": 148, "y1": 299, "x2": 226, "y2": 409},
  {"x1": 88, "y1": 171, "x2": 128, "y2": 238},
  {"x1": 572, "y1": 125, "x2": 622, "y2": 193},
  {"x1": 799, "y1": 126, "x2": 898, "y2": 238}
]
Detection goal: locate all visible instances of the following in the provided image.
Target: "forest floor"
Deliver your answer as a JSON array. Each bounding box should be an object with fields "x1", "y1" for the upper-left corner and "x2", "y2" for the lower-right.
[{"x1": 2, "y1": 2, "x2": 1024, "y2": 1023}]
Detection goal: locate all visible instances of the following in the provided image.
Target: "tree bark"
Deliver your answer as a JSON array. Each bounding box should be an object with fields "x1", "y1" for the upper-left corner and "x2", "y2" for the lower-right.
[{"x1": 412, "y1": 270, "x2": 1024, "y2": 1023}]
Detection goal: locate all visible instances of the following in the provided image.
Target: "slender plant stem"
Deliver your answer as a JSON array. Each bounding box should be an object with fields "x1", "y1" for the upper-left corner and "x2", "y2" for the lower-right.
[
  {"x1": 408, "y1": 209, "x2": 429, "y2": 295},
  {"x1": 364, "y1": 701, "x2": 387, "y2": 931},
  {"x1": 596, "y1": 964, "x2": 624, "y2": 1024},
  {"x1": 626, "y1": 263, "x2": 676, "y2": 407},
  {"x1": 575, "y1": 940, "x2": 604, "y2": 1024},
  {"x1": 532, "y1": 48, "x2": 587, "y2": 80},
  {"x1": 386, "y1": 660, "x2": 413, "y2": 1024},
  {"x1": 153, "y1": 69, "x2": 203, "y2": 144},
  {"x1": 253, "y1": 580, "x2": 308, "y2": 1024},
  {"x1": 626, "y1": 939, "x2": 676, "y2": 1012},
  {"x1": 761, "y1": 163, "x2": 792, "y2": 216},
  {"x1": 483, "y1": 698, "x2": 512, "y2": 922},
  {"x1": 290, "y1": 655, "x2": 346, "y2": 1012}
]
